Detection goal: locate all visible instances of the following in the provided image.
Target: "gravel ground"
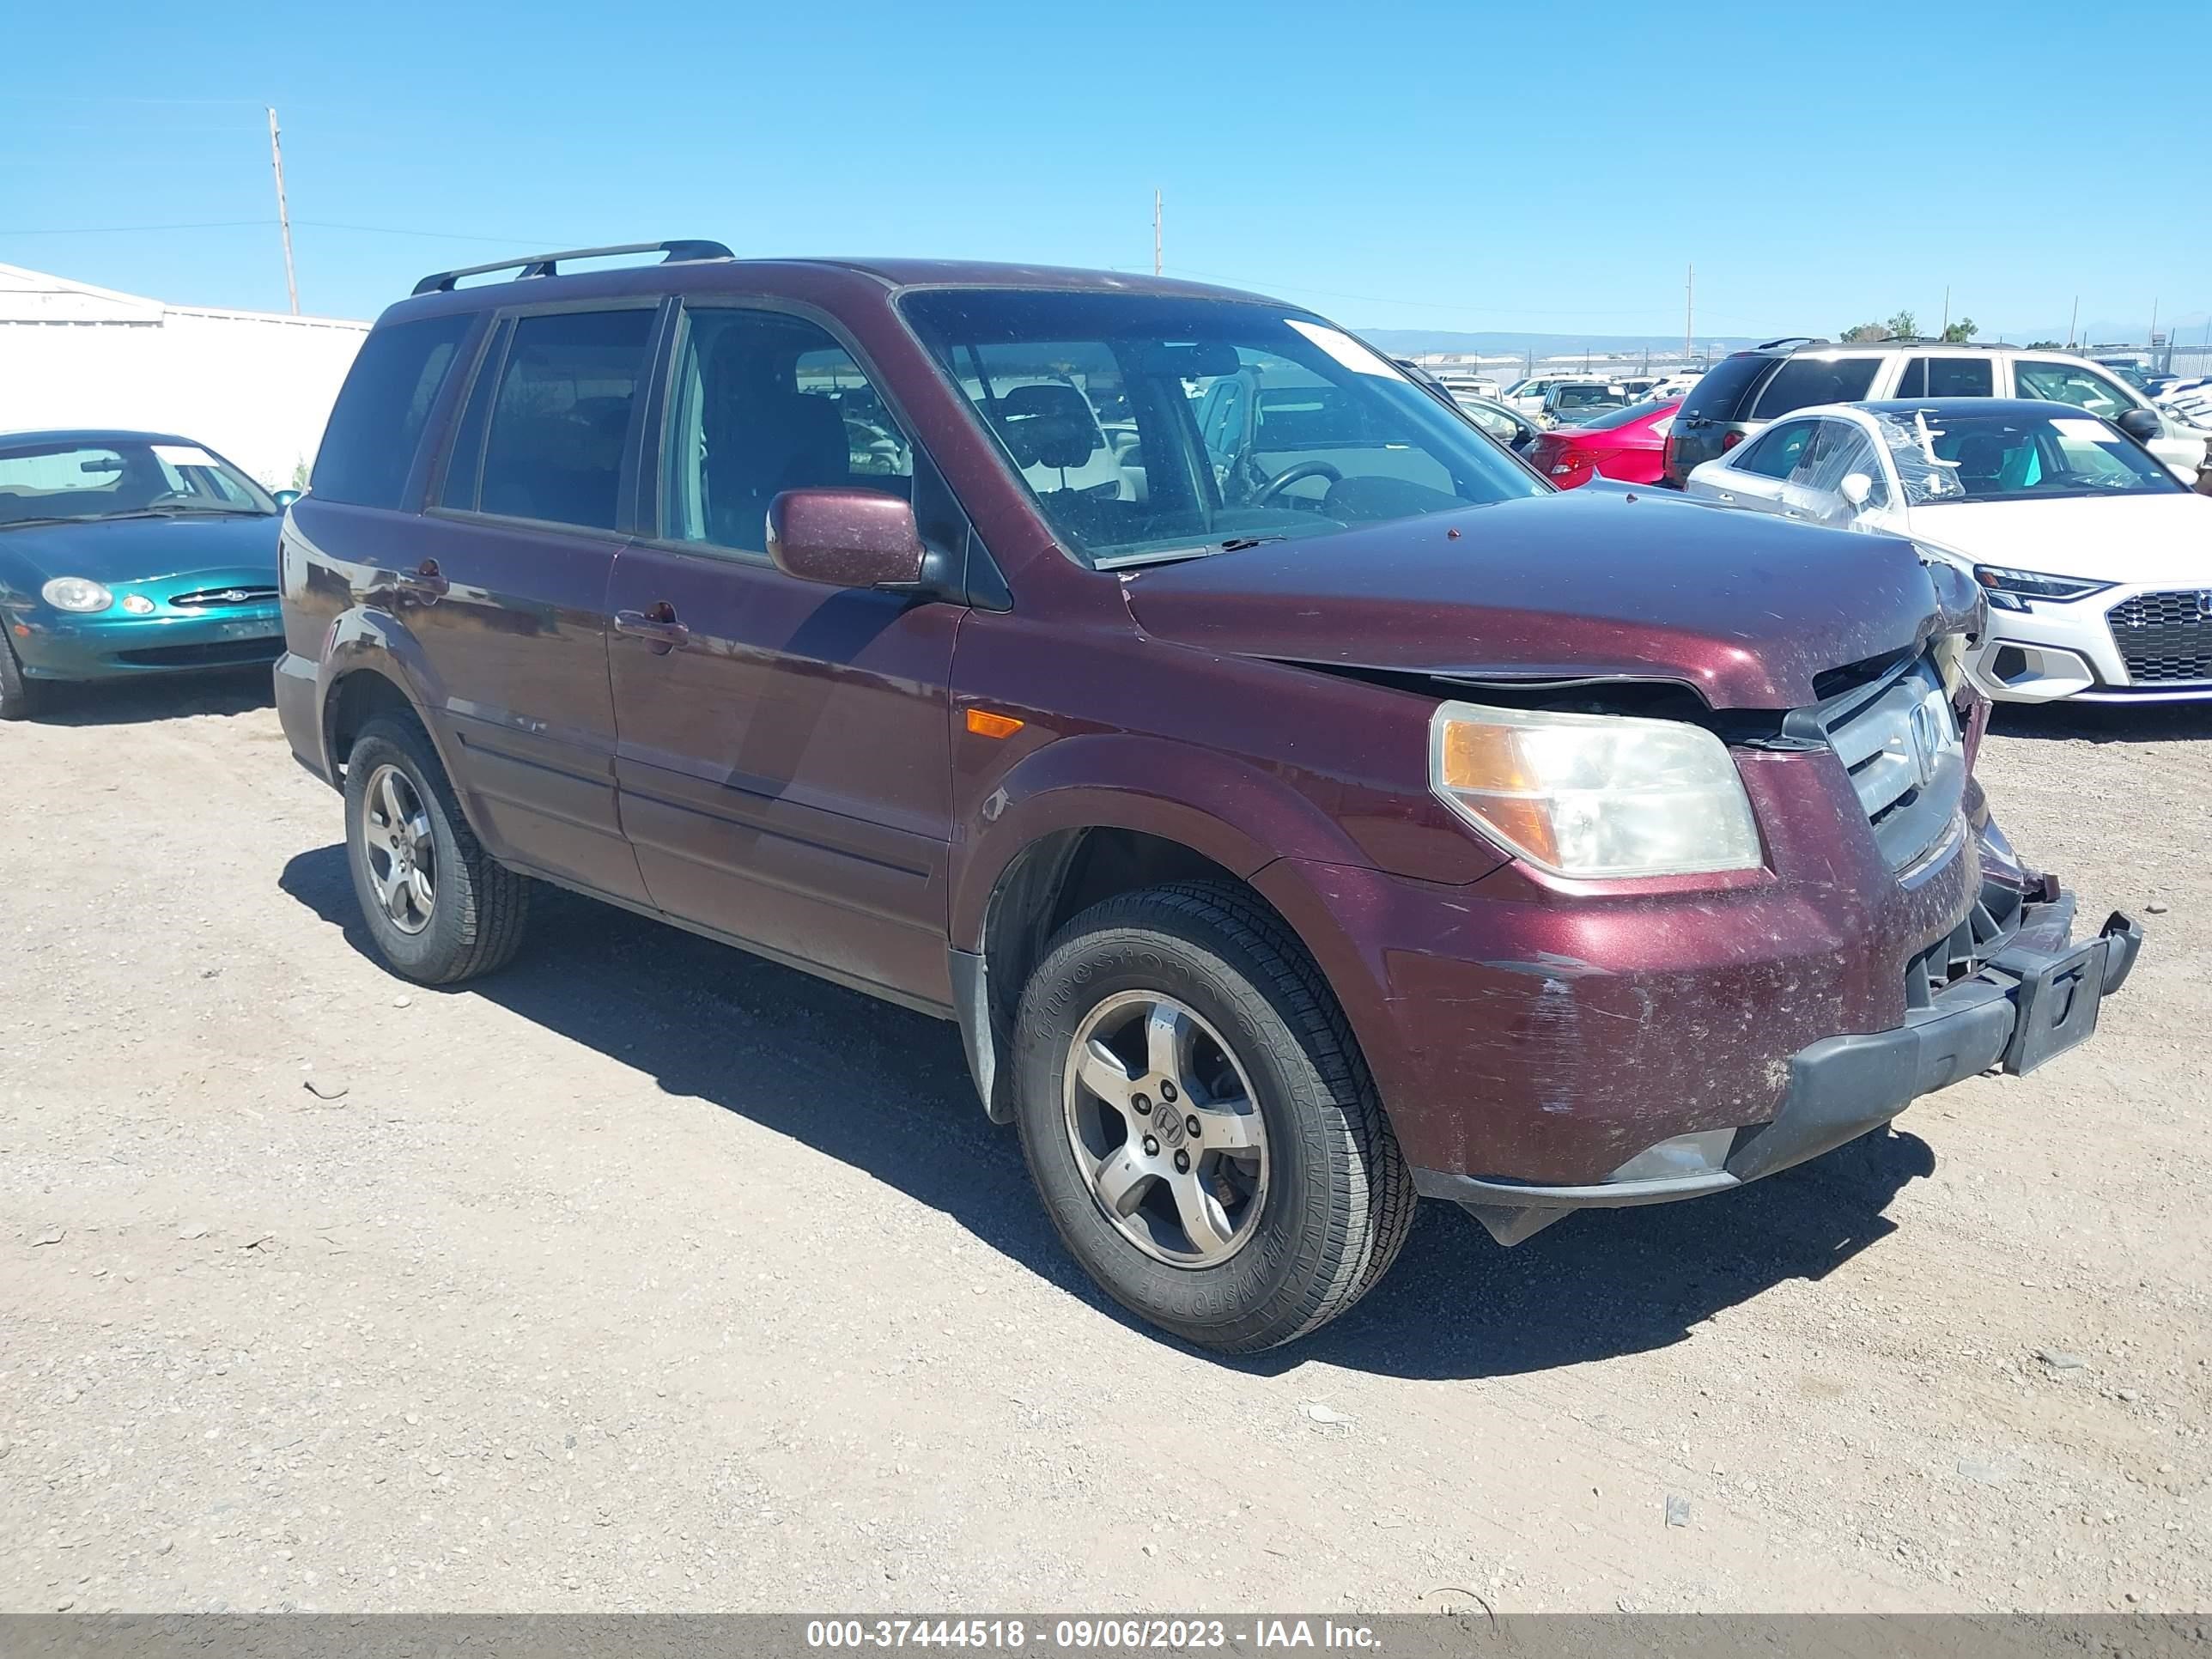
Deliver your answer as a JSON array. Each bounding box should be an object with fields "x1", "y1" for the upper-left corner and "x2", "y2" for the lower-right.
[{"x1": 2, "y1": 673, "x2": 2207, "y2": 1615}]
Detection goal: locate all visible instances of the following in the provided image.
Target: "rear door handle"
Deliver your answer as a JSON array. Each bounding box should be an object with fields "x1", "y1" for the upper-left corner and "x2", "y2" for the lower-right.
[{"x1": 615, "y1": 604, "x2": 690, "y2": 653}]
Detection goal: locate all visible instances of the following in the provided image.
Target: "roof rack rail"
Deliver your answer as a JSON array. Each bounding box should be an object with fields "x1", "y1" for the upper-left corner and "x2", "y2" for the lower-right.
[
  {"x1": 410, "y1": 240, "x2": 735, "y2": 297},
  {"x1": 1754, "y1": 336, "x2": 1827, "y2": 351}
]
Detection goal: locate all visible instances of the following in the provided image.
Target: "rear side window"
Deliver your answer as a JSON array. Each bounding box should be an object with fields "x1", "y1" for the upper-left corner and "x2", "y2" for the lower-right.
[
  {"x1": 1896, "y1": 357, "x2": 1994, "y2": 398},
  {"x1": 1749, "y1": 356, "x2": 1881, "y2": 420},
  {"x1": 477, "y1": 308, "x2": 657, "y2": 532},
  {"x1": 1733, "y1": 418, "x2": 1818, "y2": 479},
  {"x1": 311, "y1": 314, "x2": 472, "y2": 509},
  {"x1": 1679, "y1": 353, "x2": 1772, "y2": 421}
]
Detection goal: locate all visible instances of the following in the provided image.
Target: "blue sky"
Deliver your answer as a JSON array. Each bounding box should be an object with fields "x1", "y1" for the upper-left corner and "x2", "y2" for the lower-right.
[{"x1": 4, "y1": 0, "x2": 2205, "y2": 344}]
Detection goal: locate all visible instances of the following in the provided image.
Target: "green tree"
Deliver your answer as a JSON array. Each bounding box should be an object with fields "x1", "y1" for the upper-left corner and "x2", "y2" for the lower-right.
[
  {"x1": 1840, "y1": 322, "x2": 1890, "y2": 343},
  {"x1": 1886, "y1": 309, "x2": 1918, "y2": 340},
  {"x1": 1941, "y1": 318, "x2": 1978, "y2": 343}
]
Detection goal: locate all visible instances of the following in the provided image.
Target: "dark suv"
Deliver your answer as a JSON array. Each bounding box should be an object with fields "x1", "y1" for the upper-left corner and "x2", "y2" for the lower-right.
[{"x1": 276, "y1": 241, "x2": 2140, "y2": 1352}]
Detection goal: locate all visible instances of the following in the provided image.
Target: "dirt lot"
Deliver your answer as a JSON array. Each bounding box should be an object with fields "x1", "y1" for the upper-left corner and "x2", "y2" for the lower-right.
[{"x1": 3, "y1": 673, "x2": 2208, "y2": 1615}]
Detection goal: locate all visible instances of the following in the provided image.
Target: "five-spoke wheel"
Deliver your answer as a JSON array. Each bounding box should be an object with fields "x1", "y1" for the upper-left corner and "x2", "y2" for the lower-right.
[{"x1": 362, "y1": 763, "x2": 437, "y2": 934}]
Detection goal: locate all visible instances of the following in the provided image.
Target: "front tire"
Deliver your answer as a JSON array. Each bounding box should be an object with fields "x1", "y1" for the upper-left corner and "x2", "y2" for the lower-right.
[
  {"x1": 343, "y1": 715, "x2": 530, "y2": 984},
  {"x1": 0, "y1": 635, "x2": 44, "y2": 721},
  {"x1": 1012, "y1": 881, "x2": 1414, "y2": 1353}
]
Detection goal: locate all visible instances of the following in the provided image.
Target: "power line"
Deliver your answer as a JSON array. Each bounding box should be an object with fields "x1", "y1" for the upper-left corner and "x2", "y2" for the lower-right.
[{"x1": 0, "y1": 219, "x2": 274, "y2": 235}]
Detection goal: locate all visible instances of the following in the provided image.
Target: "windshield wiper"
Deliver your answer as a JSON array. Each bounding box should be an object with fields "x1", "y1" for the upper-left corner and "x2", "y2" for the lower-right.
[
  {"x1": 137, "y1": 504, "x2": 270, "y2": 517},
  {"x1": 1097, "y1": 534, "x2": 1288, "y2": 572},
  {"x1": 0, "y1": 515, "x2": 93, "y2": 531}
]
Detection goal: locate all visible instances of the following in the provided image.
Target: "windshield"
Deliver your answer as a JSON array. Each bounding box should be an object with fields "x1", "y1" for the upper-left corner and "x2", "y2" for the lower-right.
[
  {"x1": 0, "y1": 439, "x2": 274, "y2": 528},
  {"x1": 1871, "y1": 410, "x2": 2182, "y2": 504},
  {"x1": 902, "y1": 291, "x2": 1547, "y2": 568}
]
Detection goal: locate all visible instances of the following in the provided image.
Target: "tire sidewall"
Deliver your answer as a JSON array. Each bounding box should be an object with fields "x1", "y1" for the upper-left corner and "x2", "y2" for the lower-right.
[
  {"x1": 343, "y1": 725, "x2": 474, "y2": 981},
  {"x1": 0, "y1": 633, "x2": 40, "y2": 720},
  {"x1": 1013, "y1": 924, "x2": 1342, "y2": 1346}
]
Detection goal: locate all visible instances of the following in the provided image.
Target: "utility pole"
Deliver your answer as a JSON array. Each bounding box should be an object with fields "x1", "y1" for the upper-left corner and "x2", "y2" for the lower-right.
[
  {"x1": 267, "y1": 106, "x2": 299, "y2": 315},
  {"x1": 2067, "y1": 294, "x2": 2079, "y2": 349},
  {"x1": 1684, "y1": 263, "x2": 1693, "y2": 362},
  {"x1": 1152, "y1": 190, "x2": 1162, "y2": 278},
  {"x1": 2148, "y1": 296, "x2": 2159, "y2": 352},
  {"x1": 1941, "y1": 285, "x2": 1949, "y2": 337}
]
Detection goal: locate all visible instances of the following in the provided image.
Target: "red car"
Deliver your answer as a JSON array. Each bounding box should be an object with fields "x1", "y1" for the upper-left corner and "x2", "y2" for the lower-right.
[{"x1": 1525, "y1": 396, "x2": 1680, "y2": 488}]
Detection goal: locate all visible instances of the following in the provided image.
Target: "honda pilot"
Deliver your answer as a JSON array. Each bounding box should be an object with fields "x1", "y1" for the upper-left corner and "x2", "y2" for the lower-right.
[{"x1": 275, "y1": 241, "x2": 2141, "y2": 1352}]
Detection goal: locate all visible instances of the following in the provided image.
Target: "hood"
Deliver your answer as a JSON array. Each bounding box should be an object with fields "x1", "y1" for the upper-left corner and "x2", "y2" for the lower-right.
[
  {"x1": 1905, "y1": 491, "x2": 2212, "y2": 587},
  {"x1": 1121, "y1": 489, "x2": 1942, "y2": 710},
  {"x1": 0, "y1": 512, "x2": 280, "y2": 589}
]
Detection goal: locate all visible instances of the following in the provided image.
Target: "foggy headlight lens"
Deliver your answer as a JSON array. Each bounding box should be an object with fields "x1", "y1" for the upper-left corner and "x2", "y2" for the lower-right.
[
  {"x1": 40, "y1": 577, "x2": 113, "y2": 613},
  {"x1": 1430, "y1": 702, "x2": 1764, "y2": 878}
]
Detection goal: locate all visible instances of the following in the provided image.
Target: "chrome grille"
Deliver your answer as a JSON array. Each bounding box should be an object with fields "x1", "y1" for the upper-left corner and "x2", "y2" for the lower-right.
[
  {"x1": 167, "y1": 585, "x2": 279, "y2": 609},
  {"x1": 1802, "y1": 655, "x2": 1966, "y2": 873},
  {"x1": 2108, "y1": 590, "x2": 2212, "y2": 684}
]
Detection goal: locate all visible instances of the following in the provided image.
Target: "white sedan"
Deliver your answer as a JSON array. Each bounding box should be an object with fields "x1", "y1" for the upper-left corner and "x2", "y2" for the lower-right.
[{"x1": 1685, "y1": 398, "x2": 2212, "y2": 703}]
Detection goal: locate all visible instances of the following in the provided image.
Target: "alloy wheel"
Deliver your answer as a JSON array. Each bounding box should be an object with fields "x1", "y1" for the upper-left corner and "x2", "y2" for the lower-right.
[
  {"x1": 362, "y1": 763, "x2": 436, "y2": 936},
  {"x1": 1061, "y1": 991, "x2": 1268, "y2": 1267}
]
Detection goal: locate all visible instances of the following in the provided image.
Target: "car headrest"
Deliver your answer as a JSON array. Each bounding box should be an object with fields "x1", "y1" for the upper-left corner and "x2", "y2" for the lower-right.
[{"x1": 994, "y1": 382, "x2": 1100, "y2": 471}]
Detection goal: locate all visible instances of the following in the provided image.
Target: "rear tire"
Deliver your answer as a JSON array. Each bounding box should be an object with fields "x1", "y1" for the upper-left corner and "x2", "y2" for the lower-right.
[
  {"x1": 1011, "y1": 880, "x2": 1414, "y2": 1353},
  {"x1": 0, "y1": 635, "x2": 44, "y2": 721},
  {"x1": 343, "y1": 715, "x2": 530, "y2": 984}
]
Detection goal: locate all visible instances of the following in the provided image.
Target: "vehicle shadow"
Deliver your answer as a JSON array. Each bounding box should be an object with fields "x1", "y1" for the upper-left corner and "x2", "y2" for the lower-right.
[
  {"x1": 1989, "y1": 700, "x2": 2212, "y2": 744},
  {"x1": 278, "y1": 842, "x2": 1934, "y2": 1382},
  {"x1": 22, "y1": 666, "x2": 275, "y2": 727}
]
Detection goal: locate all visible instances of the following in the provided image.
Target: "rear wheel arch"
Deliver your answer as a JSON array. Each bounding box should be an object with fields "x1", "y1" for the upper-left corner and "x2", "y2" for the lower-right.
[{"x1": 323, "y1": 667, "x2": 420, "y2": 777}]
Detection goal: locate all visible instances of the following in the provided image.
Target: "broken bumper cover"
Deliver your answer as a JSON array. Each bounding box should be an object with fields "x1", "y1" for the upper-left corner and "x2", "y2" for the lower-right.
[{"x1": 1414, "y1": 893, "x2": 2142, "y2": 1244}]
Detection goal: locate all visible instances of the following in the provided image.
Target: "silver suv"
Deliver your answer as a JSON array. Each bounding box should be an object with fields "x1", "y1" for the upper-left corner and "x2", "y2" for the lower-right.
[{"x1": 1663, "y1": 337, "x2": 2209, "y2": 486}]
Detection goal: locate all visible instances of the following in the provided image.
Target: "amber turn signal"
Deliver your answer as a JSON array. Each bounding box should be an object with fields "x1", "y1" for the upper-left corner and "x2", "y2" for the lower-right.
[{"x1": 965, "y1": 708, "x2": 1025, "y2": 740}]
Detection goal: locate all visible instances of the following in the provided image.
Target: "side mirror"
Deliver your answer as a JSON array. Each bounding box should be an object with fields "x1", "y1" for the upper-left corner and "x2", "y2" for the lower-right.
[
  {"x1": 1839, "y1": 472, "x2": 1873, "y2": 507},
  {"x1": 272, "y1": 489, "x2": 302, "y2": 508},
  {"x1": 767, "y1": 488, "x2": 927, "y2": 591},
  {"x1": 2114, "y1": 408, "x2": 2163, "y2": 446}
]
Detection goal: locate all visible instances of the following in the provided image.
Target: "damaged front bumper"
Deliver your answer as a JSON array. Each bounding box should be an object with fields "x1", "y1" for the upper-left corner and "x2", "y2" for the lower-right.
[{"x1": 1413, "y1": 886, "x2": 2142, "y2": 1245}]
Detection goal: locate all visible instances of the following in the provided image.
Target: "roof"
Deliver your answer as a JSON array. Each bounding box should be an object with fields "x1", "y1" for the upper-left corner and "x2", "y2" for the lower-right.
[
  {"x1": 1856, "y1": 398, "x2": 2109, "y2": 419},
  {"x1": 0, "y1": 428, "x2": 204, "y2": 451}
]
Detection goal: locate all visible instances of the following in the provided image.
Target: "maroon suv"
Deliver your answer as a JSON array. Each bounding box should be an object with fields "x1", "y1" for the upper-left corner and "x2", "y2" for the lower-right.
[{"x1": 275, "y1": 241, "x2": 2141, "y2": 1352}]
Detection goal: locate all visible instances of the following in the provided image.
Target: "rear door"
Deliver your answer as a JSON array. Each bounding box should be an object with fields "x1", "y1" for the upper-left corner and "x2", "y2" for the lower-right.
[
  {"x1": 1694, "y1": 416, "x2": 1820, "y2": 514},
  {"x1": 410, "y1": 301, "x2": 661, "y2": 904},
  {"x1": 604, "y1": 301, "x2": 963, "y2": 1009},
  {"x1": 1893, "y1": 356, "x2": 1996, "y2": 399}
]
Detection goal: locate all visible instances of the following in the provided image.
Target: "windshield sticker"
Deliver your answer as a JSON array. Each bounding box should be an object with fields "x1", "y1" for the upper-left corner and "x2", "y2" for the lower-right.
[
  {"x1": 152, "y1": 445, "x2": 220, "y2": 470},
  {"x1": 1284, "y1": 319, "x2": 1399, "y2": 379}
]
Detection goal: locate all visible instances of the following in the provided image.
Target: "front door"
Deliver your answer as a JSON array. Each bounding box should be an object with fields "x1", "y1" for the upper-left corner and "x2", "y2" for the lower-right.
[
  {"x1": 605, "y1": 303, "x2": 963, "y2": 1010},
  {"x1": 403, "y1": 303, "x2": 660, "y2": 905}
]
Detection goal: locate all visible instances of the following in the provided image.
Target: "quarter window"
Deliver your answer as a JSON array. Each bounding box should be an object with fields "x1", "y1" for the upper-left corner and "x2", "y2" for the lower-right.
[
  {"x1": 1748, "y1": 356, "x2": 1881, "y2": 420},
  {"x1": 312, "y1": 313, "x2": 472, "y2": 510},
  {"x1": 659, "y1": 308, "x2": 912, "y2": 554},
  {"x1": 476, "y1": 308, "x2": 656, "y2": 532}
]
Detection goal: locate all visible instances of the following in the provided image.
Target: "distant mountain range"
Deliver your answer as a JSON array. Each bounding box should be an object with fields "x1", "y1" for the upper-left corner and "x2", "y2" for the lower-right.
[{"x1": 1359, "y1": 319, "x2": 2212, "y2": 361}]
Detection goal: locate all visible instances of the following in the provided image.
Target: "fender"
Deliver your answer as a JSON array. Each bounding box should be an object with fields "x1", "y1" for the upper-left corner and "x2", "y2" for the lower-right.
[
  {"x1": 313, "y1": 608, "x2": 501, "y2": 851},
  {"x1": 950, "y1": 730, "x2": 1379, "y2": 953}
]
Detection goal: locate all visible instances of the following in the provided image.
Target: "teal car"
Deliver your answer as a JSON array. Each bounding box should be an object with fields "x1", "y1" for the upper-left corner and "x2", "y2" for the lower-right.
[{"x1": 0, "y1": 430, "x2": 298, "y2": 719}]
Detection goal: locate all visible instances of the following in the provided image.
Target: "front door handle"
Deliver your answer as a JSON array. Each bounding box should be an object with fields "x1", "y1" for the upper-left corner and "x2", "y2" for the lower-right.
[
  {"x1": 615, "y1": 603, "x2": 690, "y2": 654},
  {"x1": 394, "y1": 559, "x2": 449, "y2": 603}
]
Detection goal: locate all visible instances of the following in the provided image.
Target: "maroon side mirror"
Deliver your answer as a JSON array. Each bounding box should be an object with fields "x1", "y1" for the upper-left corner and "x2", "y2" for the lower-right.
[{"x1": 766, "y1": 489, "x2": 927, "y2": 591}]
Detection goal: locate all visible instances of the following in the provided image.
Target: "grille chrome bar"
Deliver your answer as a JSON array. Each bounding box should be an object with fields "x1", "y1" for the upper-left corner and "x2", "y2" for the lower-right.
[{"x1": 1795, "y1": 654, "x2": 1966, "y2": 873}]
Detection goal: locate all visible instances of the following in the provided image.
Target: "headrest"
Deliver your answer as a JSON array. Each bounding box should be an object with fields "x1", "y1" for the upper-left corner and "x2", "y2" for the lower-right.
[{"x1": 994, "y1": 382, "x2": 1100, "y2": 471}]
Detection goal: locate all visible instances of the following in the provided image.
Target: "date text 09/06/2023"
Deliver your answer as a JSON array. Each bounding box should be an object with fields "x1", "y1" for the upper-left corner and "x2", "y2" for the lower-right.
[{"x1": 805, "y1": 1619, "x2": 1382, "y2": 1650}]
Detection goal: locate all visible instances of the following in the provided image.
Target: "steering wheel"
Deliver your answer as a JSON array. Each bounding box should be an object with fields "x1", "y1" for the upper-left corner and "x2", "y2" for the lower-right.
[{"x1": 1251, "y1": 459, "x2": 1343, "y2": 504}]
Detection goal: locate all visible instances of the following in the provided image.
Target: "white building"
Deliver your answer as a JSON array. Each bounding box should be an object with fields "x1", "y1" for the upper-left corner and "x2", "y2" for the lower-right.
[{"x1": 0, "y1": 263, "x2": 368, "y2": 490}]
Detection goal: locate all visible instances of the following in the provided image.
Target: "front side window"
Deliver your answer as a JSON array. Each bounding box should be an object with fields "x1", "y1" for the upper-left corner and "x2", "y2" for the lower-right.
[
  {"x1": 659, "y1": 307, "x2": 913, "y2": 553},
  {"x1": 476, "y1": 308, "x2": 656, "y2": 532},
  {"x1": 1789, "y1": 422, "x2": 1889, "y2": 507},
  {"x1": 1749, "y1": 355, "x2": 1881, "y2": 420},
  {"x1": 900, "y1": 289, "x2": 1545, "y2": 569},
  {"x1": 2014, "y1": 360, "x2": 2136, "y2": 420},
  {"x1": 1733, "y1": 418, "x2": 1819, "y2": 479},
  {"x1": 0, "y1": 439, "x2": 275, "y2": 528},
  {"x1": 313, "y1": 313, "x2": 472, "y2": 509}
]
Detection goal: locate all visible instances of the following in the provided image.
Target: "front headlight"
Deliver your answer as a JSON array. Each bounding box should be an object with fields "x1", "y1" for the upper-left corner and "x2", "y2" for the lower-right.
[
  {"x1": 1429, "y1": 702, "x2": 1763, "y2": 878},
  {"x1": 1972, "y1": 565, "x2": 2113, "y2": 611},
  {"x1": 40, "y1": 576, "x2": 114, "y2": 613}
]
